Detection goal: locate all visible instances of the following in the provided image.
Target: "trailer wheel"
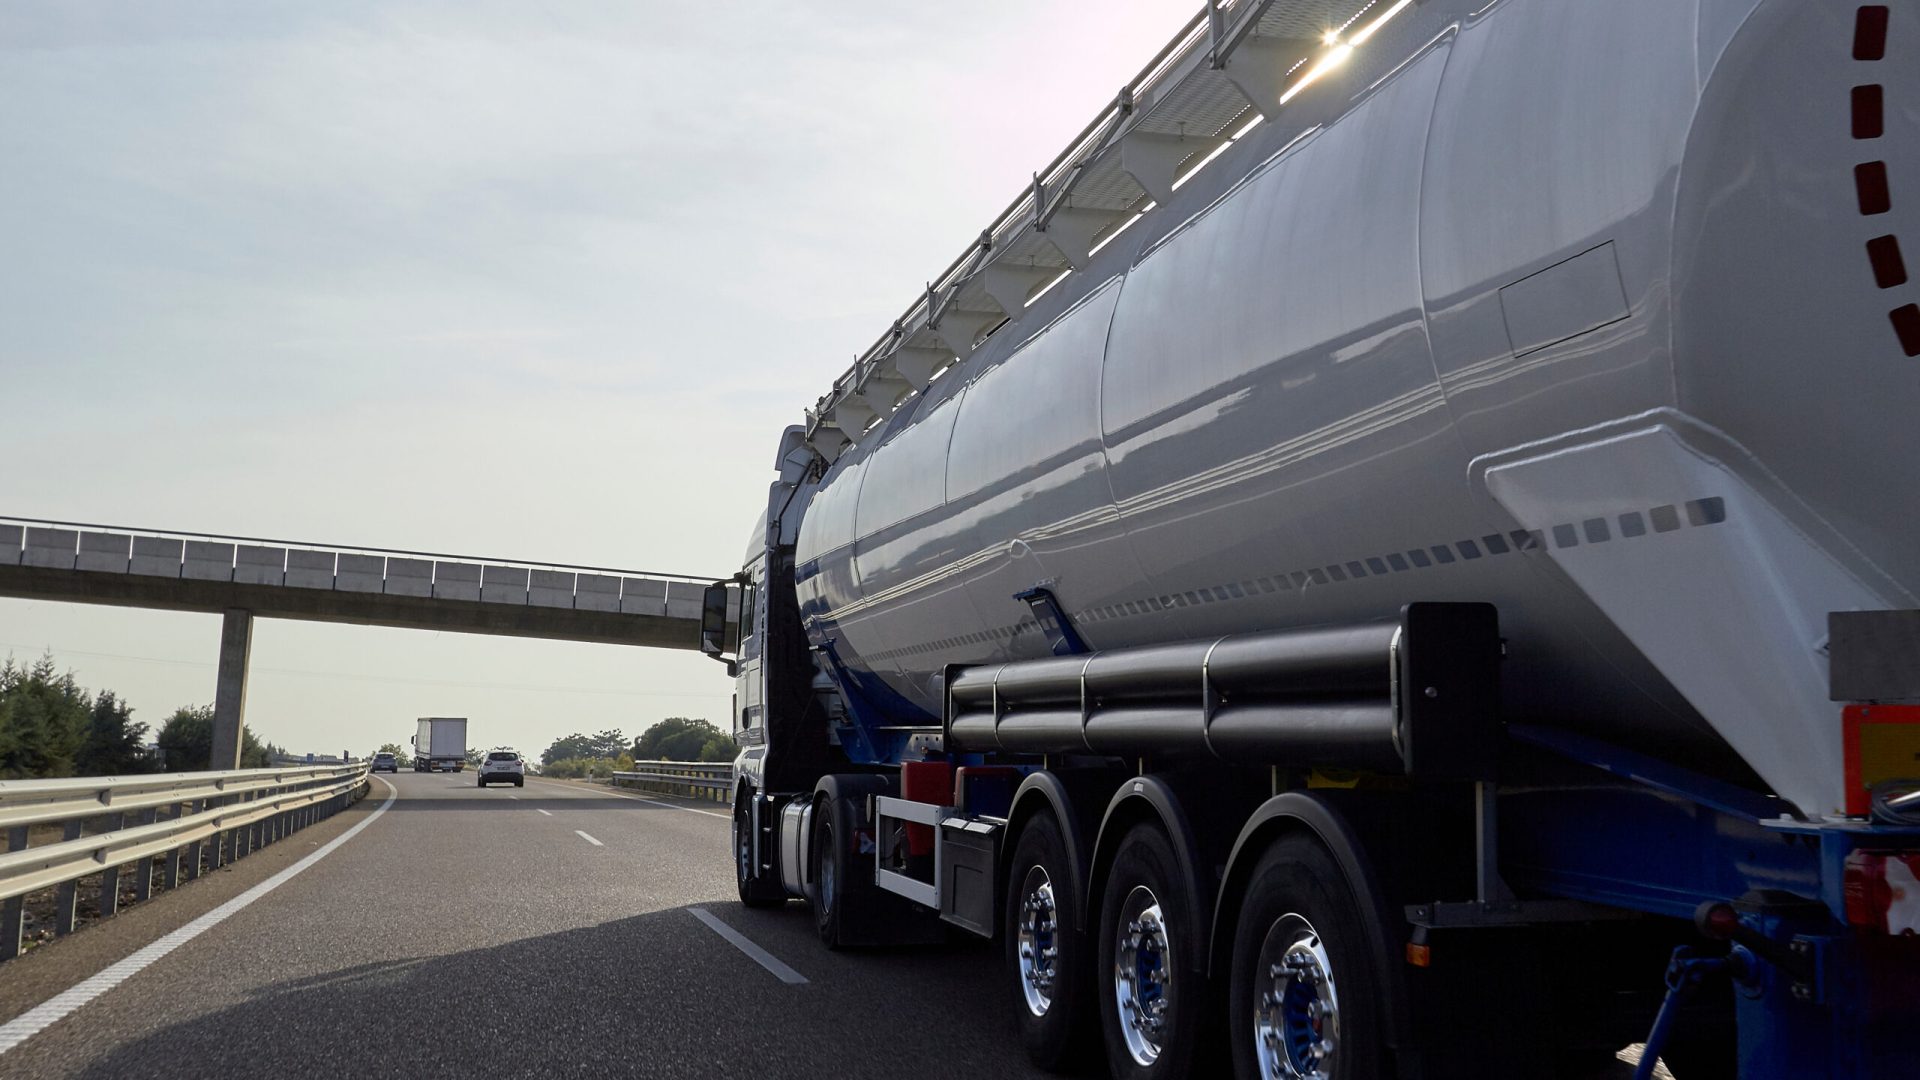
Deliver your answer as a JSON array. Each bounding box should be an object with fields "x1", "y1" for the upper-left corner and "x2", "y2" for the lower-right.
[
  {"x1": 1098, "y1": 822, "x2": 1207, "y2": 1080},
  {"x1": 1005, "y1": 811, "x2": 1094, "y2": 1071},
  {"x1": 734, "y1": 796, "x2": 784, "y2": 909},
  {"x1": 1228, "y1": 834, "x2": 1384, "y2": 1080}
]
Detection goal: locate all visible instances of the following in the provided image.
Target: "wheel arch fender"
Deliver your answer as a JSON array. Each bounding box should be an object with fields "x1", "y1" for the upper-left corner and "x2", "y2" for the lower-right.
[
  {"x1": 1005, "y1": 771, "x2": 1095, "y2": 933},
  {"x1": 1208, "y1": 791, "x2": 1413, "y2": 1052},
  {"x1": 1086, "y1": 775, "x2": 1213, "y2": 975},
  {"x1": 811, "y1": 772, "x2": 896, "y2": 825}
]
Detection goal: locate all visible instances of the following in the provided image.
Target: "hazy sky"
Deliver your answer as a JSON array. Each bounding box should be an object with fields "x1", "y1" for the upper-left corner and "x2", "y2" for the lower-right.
[{"x1": 0, "y1": 1, "x2": 1187, "y2": 760}]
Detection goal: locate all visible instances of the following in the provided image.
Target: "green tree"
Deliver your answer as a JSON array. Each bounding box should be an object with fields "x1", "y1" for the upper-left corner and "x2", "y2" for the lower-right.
[
  {"x1": 375, "y1": 741, "x2": 412, "y2": 768},
  {"x1": 541, "y1": 730, "x2": 626, "y2": 766},
  {"x1": 156, "y1": 705, "x2": 275, "y2": 771},
  {"x1": 75, "y1": 690, "x2": 154, "y2": 776},
  {"x1": 632, "y1": 717, "x2": 734, "y2": 763},
  {"x1": 0, "y1": 654, "x2": 90, "y2": 779}
]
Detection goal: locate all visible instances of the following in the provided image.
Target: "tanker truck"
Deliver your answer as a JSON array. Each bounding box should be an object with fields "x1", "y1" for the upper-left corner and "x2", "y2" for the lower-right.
[{"x1": 701, "y1": 2, "x2": 1920, "y2": 1077}]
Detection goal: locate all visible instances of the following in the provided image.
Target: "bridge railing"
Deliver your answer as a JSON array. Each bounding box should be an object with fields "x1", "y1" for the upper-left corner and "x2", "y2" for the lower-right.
[
  {"x1": 0, "y1": 763, "x2": 370, "y2": 960},
  {"x1": 611, "y1": 762, "x2": 730, "y2": 804},
  {"x1": 0, "y1": 515, "x2": 727, "y2": 620}
]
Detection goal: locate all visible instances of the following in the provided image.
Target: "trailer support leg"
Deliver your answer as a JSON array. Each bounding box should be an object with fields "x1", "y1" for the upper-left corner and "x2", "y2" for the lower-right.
[{"x1": 1474, "y1": 781, "x2": 1514, "y2": 903}]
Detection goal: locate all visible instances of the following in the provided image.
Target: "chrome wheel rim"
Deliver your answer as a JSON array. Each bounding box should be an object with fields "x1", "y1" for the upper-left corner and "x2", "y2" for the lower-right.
[
  {"x1": 1254, "y1": 913, "x2": 1339, "y2": 1080},
  {"x1": 1112, "y1": 885, "x2": 1173, "y2": 1066},
  {"x1": 1016, "y1": 866, "x2": 1060, "y2": 1017}
]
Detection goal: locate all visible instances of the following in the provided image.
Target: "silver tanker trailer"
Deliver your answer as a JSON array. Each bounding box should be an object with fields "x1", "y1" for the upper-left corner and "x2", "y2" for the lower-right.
[{"x1": 703, "y1": 1, "x2": 1920, "y2": 1077}]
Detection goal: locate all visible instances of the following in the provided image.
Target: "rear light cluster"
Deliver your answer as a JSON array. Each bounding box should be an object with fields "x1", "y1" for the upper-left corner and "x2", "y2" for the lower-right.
[{"x1": 1844, "y1": 850, "x2": 1920, "y2": 934}]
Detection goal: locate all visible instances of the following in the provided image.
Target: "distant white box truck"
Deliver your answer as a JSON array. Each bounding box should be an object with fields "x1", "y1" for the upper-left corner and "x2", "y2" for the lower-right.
[{"x1": 411, "y1": 717, "x2": 468, "y2": 772}]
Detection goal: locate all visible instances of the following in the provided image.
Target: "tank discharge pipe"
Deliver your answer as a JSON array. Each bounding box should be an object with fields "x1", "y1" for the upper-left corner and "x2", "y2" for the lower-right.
[{"x1": 944, "y1": 602, "x2": 1501, "y2": 779}]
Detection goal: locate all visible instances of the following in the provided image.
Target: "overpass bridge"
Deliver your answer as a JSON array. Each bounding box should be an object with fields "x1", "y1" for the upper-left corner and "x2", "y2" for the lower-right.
[{"x1": 0, "y1": 517, "x2": 730, "y2": 769}]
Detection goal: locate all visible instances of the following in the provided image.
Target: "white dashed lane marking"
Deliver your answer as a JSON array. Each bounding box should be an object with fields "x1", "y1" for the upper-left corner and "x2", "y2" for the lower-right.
[{"x1": 690, "y1": 908, "x2": 808, "y2": 985}]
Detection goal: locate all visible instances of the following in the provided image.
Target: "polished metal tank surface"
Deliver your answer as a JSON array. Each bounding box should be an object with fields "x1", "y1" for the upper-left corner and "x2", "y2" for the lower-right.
[{"x1": 793, "y1": 0, "x2": 1920, "y2": 815}]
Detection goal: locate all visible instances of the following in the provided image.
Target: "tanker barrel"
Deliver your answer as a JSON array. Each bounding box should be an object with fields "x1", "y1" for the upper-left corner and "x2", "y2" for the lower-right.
[{"x1": 943, "y1": 603, "x2": 1501, "y2": 779}]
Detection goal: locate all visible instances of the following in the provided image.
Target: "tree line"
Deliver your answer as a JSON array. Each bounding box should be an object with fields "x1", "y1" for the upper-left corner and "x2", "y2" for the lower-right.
[
  {"x1": 0, "y1": 653, "x2": 284, "y2": 780},
  {"x1": 538, "y1": 717, "x2": 735, "y2": 779}
]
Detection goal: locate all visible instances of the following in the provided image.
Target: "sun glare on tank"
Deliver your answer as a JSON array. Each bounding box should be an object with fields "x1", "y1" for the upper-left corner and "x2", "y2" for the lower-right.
[
  {"x1": 1279, "y1": 43, "x2": 1353, "y2": 105},
  {"x1": 1350, "y1": 0, "x2": 1416, "y2": 45}
]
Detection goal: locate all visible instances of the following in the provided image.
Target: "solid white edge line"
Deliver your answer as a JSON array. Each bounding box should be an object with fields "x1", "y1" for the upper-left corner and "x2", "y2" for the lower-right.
[
  {"x1": 527, "y1": 778, "x2": 727, "y2": 819},
  {"x1": 689, "y1": 908, "x2": 808, "y2": 985},
  {"x1": 536, "y1": 809, "x2": 553, "y2": 817},
  {"x1": 0, "y1": 775, "x2": 400, "y2": 1058},
  {"x1": 574, "y1": 830, "x2": 603, "y2": 847}
]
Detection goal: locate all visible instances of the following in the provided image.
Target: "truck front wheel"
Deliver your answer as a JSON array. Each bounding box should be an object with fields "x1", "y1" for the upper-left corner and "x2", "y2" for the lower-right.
[
  {"x1": 809, "y1": 795, "x2": 854, "y2": 948},
  {"x1": 1227, "y1": 834, "x2": 1385, "y2": 1080},
  {"x1": 734, "y1": 796, "x2": 784, "y2": 909},
  {"x1": 1005, "y1": 810, "x2": 1094, "y2": 1072}
]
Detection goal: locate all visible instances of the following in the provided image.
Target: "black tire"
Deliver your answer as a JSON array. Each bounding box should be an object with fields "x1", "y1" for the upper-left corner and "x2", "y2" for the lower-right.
[
  {"x1": 1005, "y1": 811, "x2": 1095, "y2": 1072},
  {"x1": 515, "y1": 777, "x2": 525, "y2": 788},
  {"x1": 810, "y1": 795, "x2": 854, "y2": 948},
  {"x1": 476, "y1": 778, "x2": 486, "y2": 787},
  {"x1": 735, "y1": 797, "x2": 785, "y2": 909},
  {"x1": 1097, "y1": 823, "x2": 1210, "y2": 1080},
  {"x1": 1228, "y1": 834, "x2": 1386, "y2": 1080}
]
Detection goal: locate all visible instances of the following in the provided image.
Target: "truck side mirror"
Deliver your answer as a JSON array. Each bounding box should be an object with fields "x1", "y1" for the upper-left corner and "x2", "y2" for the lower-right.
[{"x1": 700, "y1": 581, "x2": 738, "y2": 677}]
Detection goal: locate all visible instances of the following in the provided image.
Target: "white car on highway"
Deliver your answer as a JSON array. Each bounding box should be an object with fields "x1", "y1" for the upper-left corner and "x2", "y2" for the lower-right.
[{"x1": 477, "y1": 750, "x2": 526, "y2": 788}]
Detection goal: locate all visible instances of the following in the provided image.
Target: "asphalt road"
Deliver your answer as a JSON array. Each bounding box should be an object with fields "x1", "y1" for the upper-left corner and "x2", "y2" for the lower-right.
[{"x1": 0, "y1": 771, "x2": 1055, "y2": 1080}]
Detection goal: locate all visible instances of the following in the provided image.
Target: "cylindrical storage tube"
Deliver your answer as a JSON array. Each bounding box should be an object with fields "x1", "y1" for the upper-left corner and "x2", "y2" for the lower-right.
[
  {"x1": 1204, "y1": 701, "x2": 1400, "y2": 770},
  {"x1": 1204, "y1": 623, "x2": 1397, "y2": 699}
]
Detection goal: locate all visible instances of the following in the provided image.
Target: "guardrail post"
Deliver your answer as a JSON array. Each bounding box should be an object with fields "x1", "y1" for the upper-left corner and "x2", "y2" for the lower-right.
[
  {"x1": 213, "y1": 798, "x2": 232, "y2": 869},
  {"x1": 53, "y1": 818, "x2": 81, "y2": 936},
  {"x1": 191, "y1": 800, "x2": 209, "y2": 879},
  {"x1": 166, "y1": 803, "x2": 186, "y2": 887},
  {"x1": 99, "y1": 812, "x2": 125, "y2": 918},
  {"x1": 134, "y1": 807, "x2": 158, "y2": 901},
  {"x1": 2, "y1": 825, "x2": 26, "y2": 959}
]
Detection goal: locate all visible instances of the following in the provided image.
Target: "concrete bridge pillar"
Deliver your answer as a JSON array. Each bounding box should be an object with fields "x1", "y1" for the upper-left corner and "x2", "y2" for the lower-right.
[{"x1": 211, "y1": 608, "x2": 252, "y2": 770}]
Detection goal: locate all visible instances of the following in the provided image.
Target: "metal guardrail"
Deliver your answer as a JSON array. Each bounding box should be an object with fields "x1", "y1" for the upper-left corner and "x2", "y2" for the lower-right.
[
  {"x1": 0, "y1": 763, "x2": 370, "y2": 959},
  {"x1": 611, "y1": 762, "x2": 731, "y2": 804}
]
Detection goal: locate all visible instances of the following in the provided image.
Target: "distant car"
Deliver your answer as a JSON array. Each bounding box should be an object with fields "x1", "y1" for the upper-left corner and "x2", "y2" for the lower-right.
[
  {"x1": 478, "y1": 750, "x2": 525, "y2": 787},
  {"x1": 371, "y1": 752, "x2": 399, "y2": 773}
]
